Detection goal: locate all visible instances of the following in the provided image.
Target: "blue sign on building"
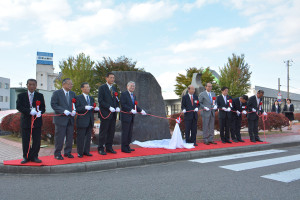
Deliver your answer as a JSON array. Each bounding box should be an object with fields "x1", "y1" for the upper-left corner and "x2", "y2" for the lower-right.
[{"x1": 36, "y1": 51, "x2": 53, "y2": 65}]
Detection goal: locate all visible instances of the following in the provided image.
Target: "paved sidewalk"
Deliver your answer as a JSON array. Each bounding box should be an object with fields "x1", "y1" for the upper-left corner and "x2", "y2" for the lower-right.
[{"x1": 0, "y1": 124, "x2": 299, "y2": 174}]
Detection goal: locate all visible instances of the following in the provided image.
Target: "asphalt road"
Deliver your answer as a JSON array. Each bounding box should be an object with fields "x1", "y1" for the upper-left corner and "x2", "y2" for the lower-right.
[{"x1": 1, "y1": 146, "x2": 300, "y2": 200}]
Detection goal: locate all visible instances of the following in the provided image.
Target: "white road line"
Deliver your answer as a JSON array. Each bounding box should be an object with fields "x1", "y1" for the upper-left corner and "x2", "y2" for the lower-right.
[
  {"x1": 189, "y1": 149, "x2": 287, "y2": 163},
  {"x1": 220, "y1": 154, "x2": 300, "y2": 171},
  {"x1": 261, "y1": 168, "x2": 300, "y2": 183}
]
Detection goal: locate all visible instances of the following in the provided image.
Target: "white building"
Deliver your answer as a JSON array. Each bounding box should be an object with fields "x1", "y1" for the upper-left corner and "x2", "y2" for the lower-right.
[
  {"x1": 36, "y1": 52, "x2": 58, "y2": 91},
  {"x1": 0, "y1": 77, "x2": 10, "y2": 110}
]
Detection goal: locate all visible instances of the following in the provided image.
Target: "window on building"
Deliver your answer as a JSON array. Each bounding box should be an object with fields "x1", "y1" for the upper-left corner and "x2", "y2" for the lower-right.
[
  {"x1": 41, "y1": 74, "x2": 43, "y2": 76},
  {"x1": 41, "y1": 83, "x2": 43, "y2": 86},
  {"x1": 0, "y1": 96, "x2": 3, "y2": 102},
  {"x1": 5, "y1": 83, "x2": 9, "y2": 89},
  {"x1": 5, "y1": 96, "x2": 8, "y2": 102},
  {"x1": 0, "y1": 82, "x2": 2, "y2": 88}
]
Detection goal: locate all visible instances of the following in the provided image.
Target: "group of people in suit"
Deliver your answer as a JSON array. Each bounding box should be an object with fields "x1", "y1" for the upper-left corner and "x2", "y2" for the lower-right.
[
  {"x1": 272, "y1": 99, "x2": 295, "y2": 130},
  {"x1": 17, "y1": 72, "x2": 147, "y2": 164},
  {"x1": 181, "y1": 82, "x2": 268, "y2": 146}
]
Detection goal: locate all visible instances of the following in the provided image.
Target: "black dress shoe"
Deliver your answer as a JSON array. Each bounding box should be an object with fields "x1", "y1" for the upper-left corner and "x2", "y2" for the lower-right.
[
  {"x1": 129, "y1": 148, "x2": 135, "y2": 151},
  {"x1": 64, "y1": 154, "x2": 74, "y2": 158},
  {"x1": 98, "y1": 150, "x2": 107, "y2": 155},
  {"x1": 21, "y1": 158, "x2": 29, "y2": 164},
  {"x1": 78, "y1": 154, "x2": 83, "y2": 158},
  {"x1": 222, "y1": 141, "x2": 226, "y2": 144},
  {"x1": 194, "y1": 143, "x2": 198, "y2": 146},
  {"x1": 256, "y1": 139, "x2": 263, "y2": 142},
  {"x1": 204, "y1": 142, "x2": 210, "y2": 145},
  {"x1": 238, "y1": 139, "x2": 245, "y2": 142},
  {"x1": 83, "y1": 153, "x2": 93, "y2": 156},
  {"x1": 226, "y1": 141, "x2": 232, "y2": 144},
  {"x1": 31, "y1": 157, "x2": 42, "y2": 163},
  {"x1": 233, "y1": 139, "x2": 239, "y2": 143},
  {"x1": 122, "y1": 149, "x2": 131, "y2": 153},
  {"x1": 209, "y1": 141, "x2": 217, "y2": 144},
  {"x1": 106, "y1": 149, "x2": 117, "y2": 154},
  {"x1": 55, "y1": 155, "x2": 64, "y2": 160},
  {"x1": 250, "y1": 140, "x2": 256, "y2": 143}
]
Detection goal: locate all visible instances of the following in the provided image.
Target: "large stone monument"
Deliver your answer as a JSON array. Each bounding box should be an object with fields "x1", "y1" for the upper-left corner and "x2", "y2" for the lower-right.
[{"x1": 112, "y1": 71, "x2": 170, "y2": 142}]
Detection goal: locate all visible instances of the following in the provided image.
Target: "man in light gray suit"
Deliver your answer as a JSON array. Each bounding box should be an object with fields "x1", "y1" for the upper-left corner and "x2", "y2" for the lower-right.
[
  {"x1": 199, "y1": 82, "x2": 218, "y2": 145},
  {"x1": 51, "y1": 78, "x2": 76, "y2": 160}
]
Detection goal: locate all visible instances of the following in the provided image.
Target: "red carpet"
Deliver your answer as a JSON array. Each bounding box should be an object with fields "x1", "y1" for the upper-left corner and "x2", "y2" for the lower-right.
[{"x1": 3, "y1": 139, "x2": 268, "y2": 166}]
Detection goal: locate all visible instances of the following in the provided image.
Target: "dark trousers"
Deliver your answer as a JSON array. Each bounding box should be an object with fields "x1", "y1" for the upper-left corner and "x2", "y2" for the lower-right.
[
  {"x1": 232, "y1": 117, "x2": 242, "y2": 140},
  {"x1": 77, "y1": 124, "x2": 92, "y2": 155},
  {"x1": 184, "y1": 118, "x2": 197, "y2": 143},
  {"x1": 54, "y1": 119, "x2": 74, "y2": 156},
  {"x1": 219, "y1": 117, "x2": 231, "y2": 142},
  {"x1": 22, "y1": 127, "x2": 41, "y2": 159},
  {"x1": 248, "y1": 119, "x2": 260, "y2": 141},
  {"x1": 98, "y1": 116, "x2": 116, "y2": 150},
  {"x1": 121, "y1": 119, "x2": 134, "y2": 151}
]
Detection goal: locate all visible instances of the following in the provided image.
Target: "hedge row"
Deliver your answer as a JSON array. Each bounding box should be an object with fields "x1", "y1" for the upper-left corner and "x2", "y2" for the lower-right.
[
  {"x1": 169, "y1": 112, "x2": 290, "y2": 133},
  {"x1": 0, "y1": 113, "x2": 95, "y2": 144}
]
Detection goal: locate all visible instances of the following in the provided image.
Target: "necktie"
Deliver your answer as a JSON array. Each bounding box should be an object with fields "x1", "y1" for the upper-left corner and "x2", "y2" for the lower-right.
[
  {"x1": 66, "y1": 92, "x2": 69, "y2": 105},
  {"x1": 191, "y1": 95, "x2": 194, "y2": 106},
  {"x1": 86, "y1": 95, "x2": 90, "y2": 105},
  {"x1": 208, "y1": 93, "x2": 212, "y2": 103},
  {"x1": 110, "y1": 87, "x2": 113, "y2": 97},
  {"x1": 29, "y1": 93, "x2": 33, "y2": 107},
  {"x1": 131, "y1": 93, "x2": 134, "y2": 105}
]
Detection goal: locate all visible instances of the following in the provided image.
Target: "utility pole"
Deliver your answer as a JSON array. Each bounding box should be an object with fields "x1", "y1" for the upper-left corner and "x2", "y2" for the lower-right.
[
  {"x1": 278, "y1": 78, "x2": 280, "y2": 93},
  {"x1": 284, "y1": 60, "x2": 293, "y2": 99}
]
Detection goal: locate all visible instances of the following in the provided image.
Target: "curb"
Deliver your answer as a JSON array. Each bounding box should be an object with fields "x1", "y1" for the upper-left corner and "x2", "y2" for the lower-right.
[{"x1": 1, "y1": 141, "x2": 299, "y2": 174}]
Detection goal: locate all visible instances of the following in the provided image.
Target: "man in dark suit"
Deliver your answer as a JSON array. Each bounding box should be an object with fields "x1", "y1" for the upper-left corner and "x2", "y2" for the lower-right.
[
  {"x1": 75, "y1": 82, "x2": 99, "y2": 158},
  {"x1": 16, "y1": 79, "x2": 46, "y2": 164},
  {"x1": 217, "y1": 87, "x2": 233, "y2": 143},
  {"x1": 181, "y1": 85, "x2": 200, "y2": 146},
  {"x1": 51, "y1": 78, "x2": 76, "y2": 160},
  {"x1": 98, "y1": 72, "x2": 120, "y2": 155},
  {"x1": 247, "y1": 90, "x2": 267, "y2": 142},
  {"x1": 120, "y1": 81, "x2": 147, "y2": 153},
  {"x1": 231, "y1": 95, "x2": 248, "y2": 142}
]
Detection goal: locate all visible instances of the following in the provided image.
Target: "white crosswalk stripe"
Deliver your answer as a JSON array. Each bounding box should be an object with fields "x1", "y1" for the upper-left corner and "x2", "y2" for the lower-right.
[
  {"x1": 189, "y1": 149, "x2": 287, "y2": 163},
  {"x1": 220, "y1": 154, "x2": 300, "y2": 171},
  {"x1": 261, "y1": 168, "x2": 300, "y2": 183},
  {"x1": 189, "y1": 149, "x2": 300, "y2": 183}
]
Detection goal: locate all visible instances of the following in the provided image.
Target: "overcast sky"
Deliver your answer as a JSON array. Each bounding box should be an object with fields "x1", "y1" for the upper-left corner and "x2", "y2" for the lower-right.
[{"x1": 1, "y1": 0, "x2": 299, "y2": 99}]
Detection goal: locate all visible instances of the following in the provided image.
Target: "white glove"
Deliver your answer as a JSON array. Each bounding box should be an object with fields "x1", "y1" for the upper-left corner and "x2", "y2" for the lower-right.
[
  {"x1": 222, "y1": 107, "x2": 226, "y2": 111},
  {"x1": 194, "y1": 108, "x2": 199, "y2": 112},
  {"x1": 242, "y1": 110, "x2": 247, "y2": 115},
  {"x1": 30, "y1": 108, "x2": 37, "y2": 116},
  {"x1": 213, "y1": 105, "x2": 217, "y2": 110},
  {"x1": 36, "y1": 111, "x2": 42, "y2": 118},
  {"x1": 94, "y1": 107, "x2": 99, "y2": 111},
  {"x1": 204, "y1": 107, "x2": 210, "y2": 111},
  {"x1": 85, "y1": 106, "x2": 93, "y2": 110},
  {"x1": 71, "y1": 110, "x2": 76, "y2": 116},
  {"x1": 176, "y1": 119, "x2": 181, "y2": 124},
  {"x1": 226, "y1": 107, "x2": 231, "y2": 112},
  {"x1": 236, "y1": 110, "x2": 240, "y2": 116},
  {"x1": 64, "y1": 110, "x2": 70, "y2": 116},
  {"x1": 141, "y1": 110, "x2": 147, "y2": 115},
  {"x1": 182, "y1": 109, "x2": 186, "y2": 113},
  {"x1": 115, "y1": 107, "x2": 120, "y2": 112},
  {"x1": 109, "y1": 107, "x2": 116, "y2": 112},
  {"x1": 131, "y1": 109, "x2": 137, "y2": 114},
  {"x1": 252, "y1": 108, "x2": 256, "y2": 112},
  {"x1": 263, "y1": 112, "x2": 267, "y2": 116}
]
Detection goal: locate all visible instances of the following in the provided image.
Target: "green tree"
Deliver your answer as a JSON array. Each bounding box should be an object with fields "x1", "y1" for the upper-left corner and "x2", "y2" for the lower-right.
[
  {"x1": 174, "y1": 67, "x2": 202, "y2": 97},
  {"x1": 55, "y1": 53, "x2": 97, "y2": 96},
  {"x1": 219, "y1": 53, "x2": 252, "y2": 98},
  {"x1": 94, "y1": 56, "x2": 145, "y2": 86},
  {"x1": 201, "y1": 67, "x2": 221, "y2": 95},
  {"x1": 174, "y1": 67, "x2": 220, "y2": 97}
]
